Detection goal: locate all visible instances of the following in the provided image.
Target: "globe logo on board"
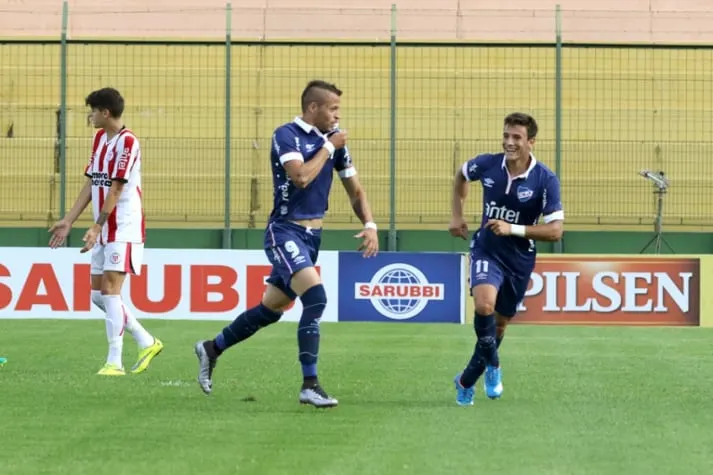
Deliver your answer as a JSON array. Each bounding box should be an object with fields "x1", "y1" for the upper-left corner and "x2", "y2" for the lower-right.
[{"x1": 354, "y1": 263, "x2": 445, "y2": 320}]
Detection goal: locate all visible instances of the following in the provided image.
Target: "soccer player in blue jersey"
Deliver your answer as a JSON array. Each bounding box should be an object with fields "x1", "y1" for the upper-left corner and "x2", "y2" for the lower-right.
[
  {"x1": 449, "y1": 112, "x2": 564, "y2": 406},
  {"x1": 194, "y1": 80, "x2": 379, "y2": 407}
]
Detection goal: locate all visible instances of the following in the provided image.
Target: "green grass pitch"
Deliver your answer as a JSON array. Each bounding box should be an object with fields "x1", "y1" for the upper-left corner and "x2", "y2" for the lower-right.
[{"x1": 1, "y1": 320, "x2": 712, "y2": 475}]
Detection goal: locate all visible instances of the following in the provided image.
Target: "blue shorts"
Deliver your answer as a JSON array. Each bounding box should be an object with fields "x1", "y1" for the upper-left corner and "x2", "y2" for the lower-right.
[
  {"x1": 264, "y1": 221, "x2": 322, "y2": 301},
  {"x1": 469, "y1": 248, "x2": 531, "y2": 318}
]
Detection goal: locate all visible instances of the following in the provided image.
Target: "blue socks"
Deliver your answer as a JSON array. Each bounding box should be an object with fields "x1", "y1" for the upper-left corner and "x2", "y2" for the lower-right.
[
  {"x1": 297, "y1": 284, "x2": 327, "y2": 381},
  {"x1": 210, "y1": 284, "x2": 327, "y2": 385},
  {"x1": 214, "y1": 303, "x2": 282, "y2": 354},
  {"x1": 460, "y1": 312, "x2": 499, "y2": 388}
]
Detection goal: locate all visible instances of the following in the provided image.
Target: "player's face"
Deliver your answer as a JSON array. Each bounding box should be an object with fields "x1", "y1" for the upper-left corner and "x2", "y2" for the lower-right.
[
  {"x1": 502, "y1": 124, "x2": 534, "y2": 161},
  {"x1": 87, "y1": 108, "x2": 110, "y2": 129},
  {"x1": 315, "y1": 92, "x2": 341, "y2": 133}
]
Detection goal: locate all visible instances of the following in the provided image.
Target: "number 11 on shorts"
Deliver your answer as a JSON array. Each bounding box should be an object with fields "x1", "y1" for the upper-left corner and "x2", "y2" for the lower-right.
[{"x1": 474, "y1": 259, "x2": 489, "y2": 274}]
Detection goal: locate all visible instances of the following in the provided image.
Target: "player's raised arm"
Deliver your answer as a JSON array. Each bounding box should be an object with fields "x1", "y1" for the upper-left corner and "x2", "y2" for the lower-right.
[
  {"x1": 279, "y1": 128, "x2": 347, "y2": 189},
  {"x1": 336, "y1": 146, "x2": 378, "y2": 257},
  {"x1": 449, "y1": 155, "x2": 486, "y2": 239}
]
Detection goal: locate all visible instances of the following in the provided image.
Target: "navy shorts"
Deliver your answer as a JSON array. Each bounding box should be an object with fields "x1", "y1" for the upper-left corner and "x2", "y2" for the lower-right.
[
  {"x1": 469, "y1": 248, "x2": 531, "y2": 318},
  {"x1": 264, "y1": 221, "x2": 322, "y2": 301}
]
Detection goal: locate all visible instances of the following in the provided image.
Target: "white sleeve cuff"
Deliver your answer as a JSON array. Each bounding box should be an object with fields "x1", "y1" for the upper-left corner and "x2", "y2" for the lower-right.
[
  {"x1": 543, "y1": 210, "x2": 565, "y2": 223},
  {"x1": 461, "y1": 162, "x2": 472, "y2": 182},
  {"x1": 338, "y1": 167, "x2": 357, "y2": 179},
  {"x1": 279, "y1": 152, "x2": 304, "y2": 165}
]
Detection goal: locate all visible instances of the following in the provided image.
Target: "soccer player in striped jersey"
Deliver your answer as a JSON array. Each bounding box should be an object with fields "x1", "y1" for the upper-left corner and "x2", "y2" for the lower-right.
[
  {"x1": 49, "y1": 87, "x2": 163, "y2": 376},
  {"x1": 449, "y1": 112, "x2": 564, "y2": 405},
  {"x1": 194, "y1": 80, "x2": 379, "y2": 407}
]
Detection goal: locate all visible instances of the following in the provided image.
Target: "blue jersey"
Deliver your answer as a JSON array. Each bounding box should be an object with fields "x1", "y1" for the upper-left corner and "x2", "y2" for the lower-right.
[
  {"x1": 268, "y1": 117, "x2": 355, "y2": 223},
  {"x1": 462, "y1": 152, "x2": 564, "y2": 276}
]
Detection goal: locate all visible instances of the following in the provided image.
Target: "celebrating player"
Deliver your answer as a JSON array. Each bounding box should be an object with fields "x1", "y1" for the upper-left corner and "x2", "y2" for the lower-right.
[
  {"x1": 449, "y1": 112, "x2": 564, "y2": 405},
  {"x1": 194, "y1": 80, "x2": 379, "y2": 407},
  {"x1": 49, "y1": 87, "x2": 163, "y2": 376}
]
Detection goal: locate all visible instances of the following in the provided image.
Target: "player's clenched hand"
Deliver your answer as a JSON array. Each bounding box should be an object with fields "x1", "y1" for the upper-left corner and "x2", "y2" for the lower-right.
[
  {"x1": 328, "y1": 131, "x2": 348, "y2": 149},
  {"x1": 48, "y1": 219, "x2": 71, "y2": 249},
  {"x1": 486, "y1": 219, "x2": 511, "y2": 236},
  {"x1": 355, "y1": 228, "x2": 379, "y2": 258},
  {"x1": 448, "y1": 217, "x2": 469, "y2": 240},
  {"x1": 80, "y1": 224, "x2": 100, "y2": 254}
]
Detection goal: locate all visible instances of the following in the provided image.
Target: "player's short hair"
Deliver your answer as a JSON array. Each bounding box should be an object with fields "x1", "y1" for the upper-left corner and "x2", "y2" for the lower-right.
[
  {"x1": 85, "y1": 87, "x2": 125, "y2": 118},
  {"x1": 301, "y1": 80, "x2": 342, "y2": 112},
  {"x1": 504, "y1": 112, "x2": 538, "y2": 139}
]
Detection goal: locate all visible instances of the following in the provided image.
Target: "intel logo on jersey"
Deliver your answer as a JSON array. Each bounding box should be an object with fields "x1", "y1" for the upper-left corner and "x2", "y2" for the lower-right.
[
  {"x1": 338, "y1": 253, "x2": 463, "y2": 324},
  {"x1": 485, "y1": 201, "x2": 521, "y2": 223}
]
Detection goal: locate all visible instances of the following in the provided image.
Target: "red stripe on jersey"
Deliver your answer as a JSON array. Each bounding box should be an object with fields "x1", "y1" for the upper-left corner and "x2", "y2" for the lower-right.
[
  {"x1": 107, "y1": 207, "x2": 118, "y2": 243},
  {"x1": 112, "y1": 133, "x2": 135, "y2": 181},
  {"x1": 137, "y1": 186, "x2": 146, "y2": 243},
  {"x1": 96, "y1": 142, "x2": 109, "y2": 245},
  {"x1": 85, "y1": 130, "x2": 105, "y2": 176}
]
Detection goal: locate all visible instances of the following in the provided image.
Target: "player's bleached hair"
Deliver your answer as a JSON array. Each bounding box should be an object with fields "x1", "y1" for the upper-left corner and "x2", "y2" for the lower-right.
[
  {"x1": 85, "y1": 87, "x2": 125, "y2": 118},
  {"x1": 301, "y1": 80, "x2": 342, "y2": 112},
  {"x1": 504, "y1": 112, "x2": 538, "y2": 139}
]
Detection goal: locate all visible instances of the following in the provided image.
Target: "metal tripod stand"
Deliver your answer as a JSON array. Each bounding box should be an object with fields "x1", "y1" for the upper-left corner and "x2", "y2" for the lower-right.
[{"x1": 639, "y1": 170, "x2": 674, "y2": 254}]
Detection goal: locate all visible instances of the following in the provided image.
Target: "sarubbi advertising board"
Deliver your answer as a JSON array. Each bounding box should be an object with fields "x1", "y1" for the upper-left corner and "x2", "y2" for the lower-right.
[{"x1": 0, "y1": 249, "x2": 707, "y2": 327}]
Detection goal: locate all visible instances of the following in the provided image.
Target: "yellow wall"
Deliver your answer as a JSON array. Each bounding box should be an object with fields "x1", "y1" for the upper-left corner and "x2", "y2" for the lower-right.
[{"x1": 2, "y1": 43, "x2": 712, "y2": 228}]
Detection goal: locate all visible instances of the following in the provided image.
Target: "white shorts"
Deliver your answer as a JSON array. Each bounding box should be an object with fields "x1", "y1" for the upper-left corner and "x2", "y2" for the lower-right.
[{"x1": 91, "y1": 242, "x2": 144, "y2": 276}]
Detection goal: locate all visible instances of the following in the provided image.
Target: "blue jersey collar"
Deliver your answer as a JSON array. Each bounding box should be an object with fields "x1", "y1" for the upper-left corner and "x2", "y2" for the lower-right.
[{"x1": 501, "y1": 153, "x2": 537, "y2": 179}]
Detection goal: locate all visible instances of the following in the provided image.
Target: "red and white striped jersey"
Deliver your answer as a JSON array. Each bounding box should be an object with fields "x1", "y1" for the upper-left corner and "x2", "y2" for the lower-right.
[{"x1": 84, "y1": 127, "x2": 145, "y2": 244}]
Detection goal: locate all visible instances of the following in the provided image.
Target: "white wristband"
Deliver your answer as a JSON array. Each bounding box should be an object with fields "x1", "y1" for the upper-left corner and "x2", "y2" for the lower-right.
[
  {"x1": 322, "y1": 141, "x2": 336, "y2": 156},
  {"x1": 510, "y1": 224, "x2": 526, "y2": 237},
  {"x1": 364, "y1": 221, "x2": 377, "y2": 231}
]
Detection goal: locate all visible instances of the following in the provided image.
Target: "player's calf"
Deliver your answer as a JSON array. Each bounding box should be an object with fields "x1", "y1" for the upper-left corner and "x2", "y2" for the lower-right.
[
  {"x1": 194, "y1": 303, "x2": 283, "y2": 394},
  {"x1": 100, "y1": 293, "x2": 126, "y2": 371},
  {"x1": 296, "y1": 283, "x2": 337, "y2": 408},
  {"x1": 495, "y1": 313, "x2": 510, "y2": 350},
  {"x1": 458, "y1": 307, "x2": 500, "y2": 388}
]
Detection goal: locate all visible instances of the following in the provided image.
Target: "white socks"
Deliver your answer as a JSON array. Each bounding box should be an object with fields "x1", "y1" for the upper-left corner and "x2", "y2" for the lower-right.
[
  {"x1": 92, "y1": 290, "x2": 155, "y2": 368},
  {"x1": 102, "y1": 294, "x2": 125, "y2": 368},
  {"x1": 123, "y1": 303, "x2": 155, "y2": 349}
]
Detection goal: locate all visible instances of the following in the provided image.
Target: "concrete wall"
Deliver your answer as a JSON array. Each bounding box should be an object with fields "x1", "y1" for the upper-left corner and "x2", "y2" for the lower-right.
[{"x1": 2, "y1": 0, "x2": 713, "y2": 42}]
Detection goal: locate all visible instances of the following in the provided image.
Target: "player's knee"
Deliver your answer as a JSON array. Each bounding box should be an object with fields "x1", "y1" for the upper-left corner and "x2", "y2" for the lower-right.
[
  {"x1": 91, "y1": 290, "x2": 104, "y2": 309},
  {"x1": 300, "y1": 284, "x2": 327, "y2": 319},
  {"x1": 475, "y1": 302, "x2": 495, "y2": 316}
]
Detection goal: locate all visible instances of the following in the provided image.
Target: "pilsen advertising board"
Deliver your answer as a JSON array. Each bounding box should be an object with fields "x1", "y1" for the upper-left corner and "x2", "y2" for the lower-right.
[{"x1": 512, "y1": 257, "x2": 700, "y2": 326}]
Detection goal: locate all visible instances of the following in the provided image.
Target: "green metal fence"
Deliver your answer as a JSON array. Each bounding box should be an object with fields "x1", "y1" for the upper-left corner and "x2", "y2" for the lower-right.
[{"x1": 1, "y1": 4, "x2": 713, "y2": 251}]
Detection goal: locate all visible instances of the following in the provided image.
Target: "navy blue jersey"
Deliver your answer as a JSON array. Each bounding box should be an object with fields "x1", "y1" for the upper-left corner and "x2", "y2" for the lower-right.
[
  {"x1": 462, "y1": 153, "x2": 564, "y2": 276},
  {"x1": 268, "y1": 117, "x2": 355, "y2": 223}
]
